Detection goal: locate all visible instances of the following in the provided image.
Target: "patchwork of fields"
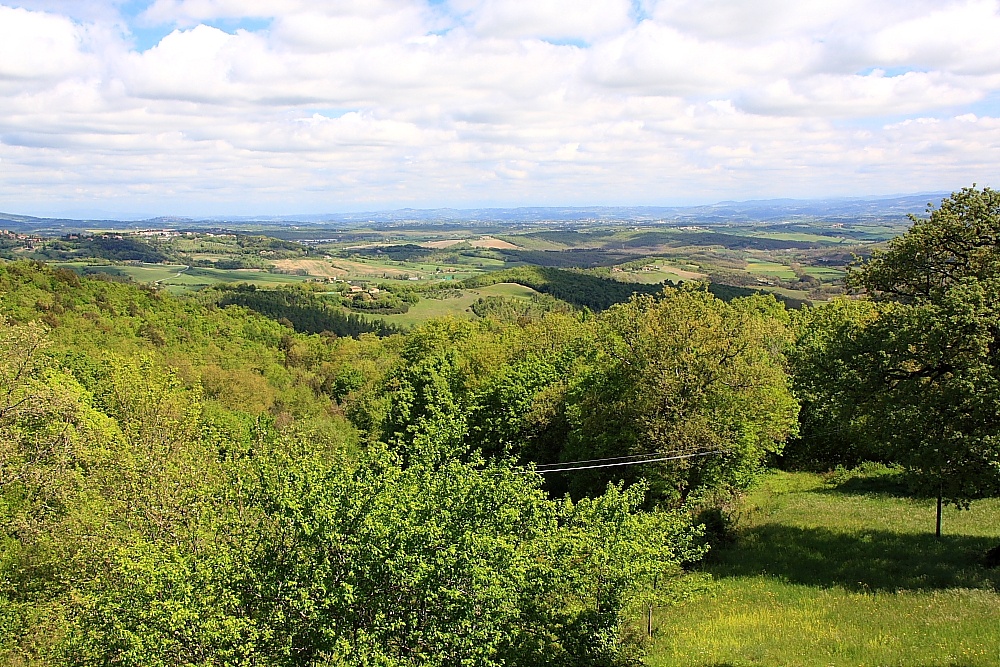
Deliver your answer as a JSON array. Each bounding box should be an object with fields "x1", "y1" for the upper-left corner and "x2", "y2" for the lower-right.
[{"x1": 14, "y1": 217, "x2": 912, "y2": 310}]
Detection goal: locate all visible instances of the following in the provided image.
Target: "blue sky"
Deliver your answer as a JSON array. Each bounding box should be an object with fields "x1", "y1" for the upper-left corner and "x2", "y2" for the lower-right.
[{"x1": 1, "y1": 0, "x2": 999, "y2": 217}]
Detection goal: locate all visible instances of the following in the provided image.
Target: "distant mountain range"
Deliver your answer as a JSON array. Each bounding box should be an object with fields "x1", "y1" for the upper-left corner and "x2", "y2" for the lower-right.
[{"x1": 0, "y1": 193, "x2": 947, "y2": 233}]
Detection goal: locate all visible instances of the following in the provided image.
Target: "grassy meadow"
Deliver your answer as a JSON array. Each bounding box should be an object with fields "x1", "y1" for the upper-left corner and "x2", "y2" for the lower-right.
[
  {"x1": 649, "y1": 469, "x2": 1000, "y2": 667},
  {"x1": 343, "y1": 282, "x2": 541, "y2": 327}
]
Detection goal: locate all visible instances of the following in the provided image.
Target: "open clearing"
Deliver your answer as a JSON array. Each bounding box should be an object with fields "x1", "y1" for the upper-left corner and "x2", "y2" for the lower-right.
[
  {"x1": 270, "y1": 258, "x2": 347, "y2": 278},
  {"x1": 611, "y1": 263, "x2": 708, "y2": 284},
  {"x1": 420, "y1": 236, "x2": 519, "y2": 250},
  {"x1": 648, "y1": 470, "x2": 1000, "y2": 667},
  {"x1": 353, "y1": 282, "x2": 541, "y2": 327},
  {"x1": 471, "y1": 236, "x2": 518, "y2": 249},
  {"x1": 272, "y1": 257, "x2": 413, "y2": 278},
  {"x1": 54, "y1": 263, "x2": 311, "y2": 294}
]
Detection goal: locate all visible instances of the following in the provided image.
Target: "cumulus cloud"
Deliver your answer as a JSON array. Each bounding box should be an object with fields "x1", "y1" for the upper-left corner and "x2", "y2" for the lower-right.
[
  {"x1": 0, "y1": 5, "x2": 90, "y2": 81},
  {"x1": 0, "y1": 0, "x2": 999, "y2": 214}
]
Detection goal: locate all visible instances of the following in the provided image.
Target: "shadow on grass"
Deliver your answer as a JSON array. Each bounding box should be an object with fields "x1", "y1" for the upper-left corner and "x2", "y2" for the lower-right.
[
  {"x1": 821, "y1": 472, "x2": 921, "y2": 498},
  {"x1": 706, "y1": 524, "x2": 1000, "y2": 592},
  {"x1": 813, "y1": 464, "x2": 995, "y2": 502}
]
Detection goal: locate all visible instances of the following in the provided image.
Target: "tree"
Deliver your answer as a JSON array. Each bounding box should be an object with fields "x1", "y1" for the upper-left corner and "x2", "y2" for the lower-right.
[
  {"x1": 562, "y1": 286, "x2": 800, "y2": 501},
  {"x1": 803, "y1": 186, "x2": 1000, "y2": 536}
]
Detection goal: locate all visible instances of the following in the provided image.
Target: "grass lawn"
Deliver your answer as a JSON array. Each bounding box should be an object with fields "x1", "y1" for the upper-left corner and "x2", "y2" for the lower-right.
[{"x1": 648, "y1": 469, "x2": 1000, "y2": 667}]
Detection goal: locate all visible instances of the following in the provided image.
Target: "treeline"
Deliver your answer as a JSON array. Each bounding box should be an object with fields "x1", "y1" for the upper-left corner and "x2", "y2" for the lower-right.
[
  {"x1": 781, "y1": 187, "x2": 1000, "y2": 528},
  {"x1": 31, "y1": 235, "x2": 170, "y2": 263},
  {"x1": 499, "y1": 249, "x2": 633, "y2": 268},
  {"x1": 707, "y1": 282, "x2": 809, "y2": 309},
  {"x1": 209, "y1": 283, "x2": 404, "y2": 337},
  {"x1": 618, "y1": 230, "x2": 829, "y2": 251},
  {"x1": 461, "y1": 266, "x2": 664, "y2": 310},
  {"x1": 346, "y1": 243, "x2": 436, "y2": 261},
  {"x1": 469, "y1": 293, "x2": 574, "y2": 320},
  {"x1": 460, "y1": 265, "x2": 803, "y2": 311}
]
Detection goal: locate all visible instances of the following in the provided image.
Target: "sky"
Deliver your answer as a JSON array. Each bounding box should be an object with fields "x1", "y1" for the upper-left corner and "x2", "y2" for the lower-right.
[{"x1": 1, "y1": 0, "x2": 999, "y2": 217}]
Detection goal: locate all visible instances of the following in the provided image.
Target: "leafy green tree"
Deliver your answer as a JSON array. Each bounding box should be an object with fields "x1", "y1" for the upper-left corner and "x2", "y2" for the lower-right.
[
  {"x1": 562, "y1": 286, "x2": 799, "y2": 501},
  {"x1": 791, "y1": 186, "x2": 1000, "y2": 535},
  {"x1": 785, "y1": 298, "x2": 884, "y2": 469}
]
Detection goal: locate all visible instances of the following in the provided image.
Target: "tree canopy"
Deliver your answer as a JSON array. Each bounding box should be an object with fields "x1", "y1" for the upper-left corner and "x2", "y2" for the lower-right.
[{"x1": 789, "y1": 186, "x2": 1000, "y2": 529}]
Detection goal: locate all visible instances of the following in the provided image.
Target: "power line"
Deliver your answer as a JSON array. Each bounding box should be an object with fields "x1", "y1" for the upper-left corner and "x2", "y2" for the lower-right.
[
  {"x1": 522, "y1": 449, "x2": 725, "y2": 474},
  {"x1": 531, "y1": 450, "x2": 693, "y2": 470}
]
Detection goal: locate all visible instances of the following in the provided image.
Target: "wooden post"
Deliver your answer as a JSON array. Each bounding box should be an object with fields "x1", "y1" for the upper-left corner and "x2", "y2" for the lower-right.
[
  {"x1": 647, "y1": 573, "x2": 657, "y2": 638},
  {"x1": 936, "y1": 483, "x2": 943, "y2": 539}
]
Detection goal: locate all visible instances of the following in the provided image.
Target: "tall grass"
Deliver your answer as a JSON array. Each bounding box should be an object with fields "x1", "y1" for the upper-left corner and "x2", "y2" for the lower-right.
[{"x1": 648, "y1": 469, "x2": 1000, "y2": 667}]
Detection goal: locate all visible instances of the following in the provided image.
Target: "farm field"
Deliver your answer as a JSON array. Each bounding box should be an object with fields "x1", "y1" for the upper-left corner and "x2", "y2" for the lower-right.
[
  {"x1": 346, "y1": 282, "x2": 541, "y2": 327},
  {"x1": 744, "y1": 259, "x2": 797, "y2": 280},
  {"x1": 608, "y1": 262, "x2": 709, "y2": 284},
  {"x1": 55, "y1": 262, "x2": 310, "y2": 294},
  {"x1": 280, "y1": 254, "x2": 491, "y2": 281},
  {"x1": 420, "y1": 235, "x2": 518, "y2": 249},
  {"x1": 54, "y1": 262, "x2": 189, "y2": 283},
  {"x1": 648, "y1": 470, "x2": 1000, "y2": 667},
  {"x1": 746, "y1": 231, "x2": 849, "y2": 243}
]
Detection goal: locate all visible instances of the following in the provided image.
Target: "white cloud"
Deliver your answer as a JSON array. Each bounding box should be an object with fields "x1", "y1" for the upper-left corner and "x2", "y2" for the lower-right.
[
  {"x1": 742, "y1": 71, "x2": 986, "y2": 117},
  {"x1": 0, "y1": 5, "x2": 90, "y2": 80},
  {"x1": 0, "y1": 0, "x2": 999, "y2": 214},
  {"x1": 461, "y1": 0, "x2": 633, "y2": 41},
  {"x1": 870, "y1": 0, "x2": 1000, "y2": 74}
]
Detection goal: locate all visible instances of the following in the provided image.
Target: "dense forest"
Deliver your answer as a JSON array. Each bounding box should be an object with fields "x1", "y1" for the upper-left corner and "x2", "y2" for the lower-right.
[{"x1": 3, "y1": 187, "x2": 1000, "y2": 665}]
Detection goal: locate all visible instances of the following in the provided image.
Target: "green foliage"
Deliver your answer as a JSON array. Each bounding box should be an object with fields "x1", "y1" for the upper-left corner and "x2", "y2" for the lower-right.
[
  {"x1": 469, "y1": 294, "x2": 574, "y2": 321},
  {"x1": 706, "y1": 282, "x2": 808, "y2": 309},
  {"x1": 347, "y1": 244, "x2": 435, "y2": 262},
  {"x1": 344, "y1": 286, "x2": 413, "y2": 315},
  {"x1": 790, "y1": 186, "x2": 1000, "y2": 509},
  {"x1": 0, "y1": 261, "x2": 711, "y2": 665},
  {"x1": 784, "y1": 298, "x2": 884, "y2": 469},
  {"x1": 461, "y1": 266, "x2": 664, "y2": 311},
  {"x1": 563, "y1": 286, "x2": 799, "y2": 501},
  {"x1": 32, "y1": 235, "x2": 170, "y2": 263},
  {"x1": 210, "y1": 283, "x2": 404, "y2": 337}
]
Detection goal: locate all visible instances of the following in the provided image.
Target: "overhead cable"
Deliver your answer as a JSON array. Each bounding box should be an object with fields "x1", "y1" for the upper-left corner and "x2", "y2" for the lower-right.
[
  {"x1": 531, "y1": 450, "x2": 694, "y2": 470},
  {"x1": 523, "y1": 449, "x2": 725, "y2": 474}
]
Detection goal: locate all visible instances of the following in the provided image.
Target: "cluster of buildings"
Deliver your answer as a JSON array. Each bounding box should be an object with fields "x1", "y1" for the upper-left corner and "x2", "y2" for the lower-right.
[{"x1": 1, "y1": 230, "x2": 46, "y2": 248}]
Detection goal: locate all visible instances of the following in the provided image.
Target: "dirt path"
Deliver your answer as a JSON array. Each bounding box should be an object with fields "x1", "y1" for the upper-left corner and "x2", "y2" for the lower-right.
[{"x1": 154, "y1": 265, "x2": 189, "y2": 283}]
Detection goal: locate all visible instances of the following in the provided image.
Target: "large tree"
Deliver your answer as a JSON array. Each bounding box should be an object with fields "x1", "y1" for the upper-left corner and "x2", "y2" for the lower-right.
[{"x1": 798, "y1": 186, "x2": 1000, "y2": 536}]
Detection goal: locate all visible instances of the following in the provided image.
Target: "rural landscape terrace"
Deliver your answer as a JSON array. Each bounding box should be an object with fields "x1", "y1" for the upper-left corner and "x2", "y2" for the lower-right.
[{"x1": 4, "y1": 0, "x2": 1000, "y2": 665}]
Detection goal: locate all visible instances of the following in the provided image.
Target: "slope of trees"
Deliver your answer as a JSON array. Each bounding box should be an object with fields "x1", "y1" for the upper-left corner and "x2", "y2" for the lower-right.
[
  {"x1": 0, "y1": 320, "x2": 707, "y2": 665},
  {"x1": 461, "y1": 266, "x2": 664, "y2": 310},
  {"x1": 209, "y1": 283, "x2": 404, "y2": 337},
  {"x1": 29, "y1": 235, "x2": 171, "y2": 263},
  {"x1": 4, "y1": 262, "x2": 752, "y2": 665}
]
